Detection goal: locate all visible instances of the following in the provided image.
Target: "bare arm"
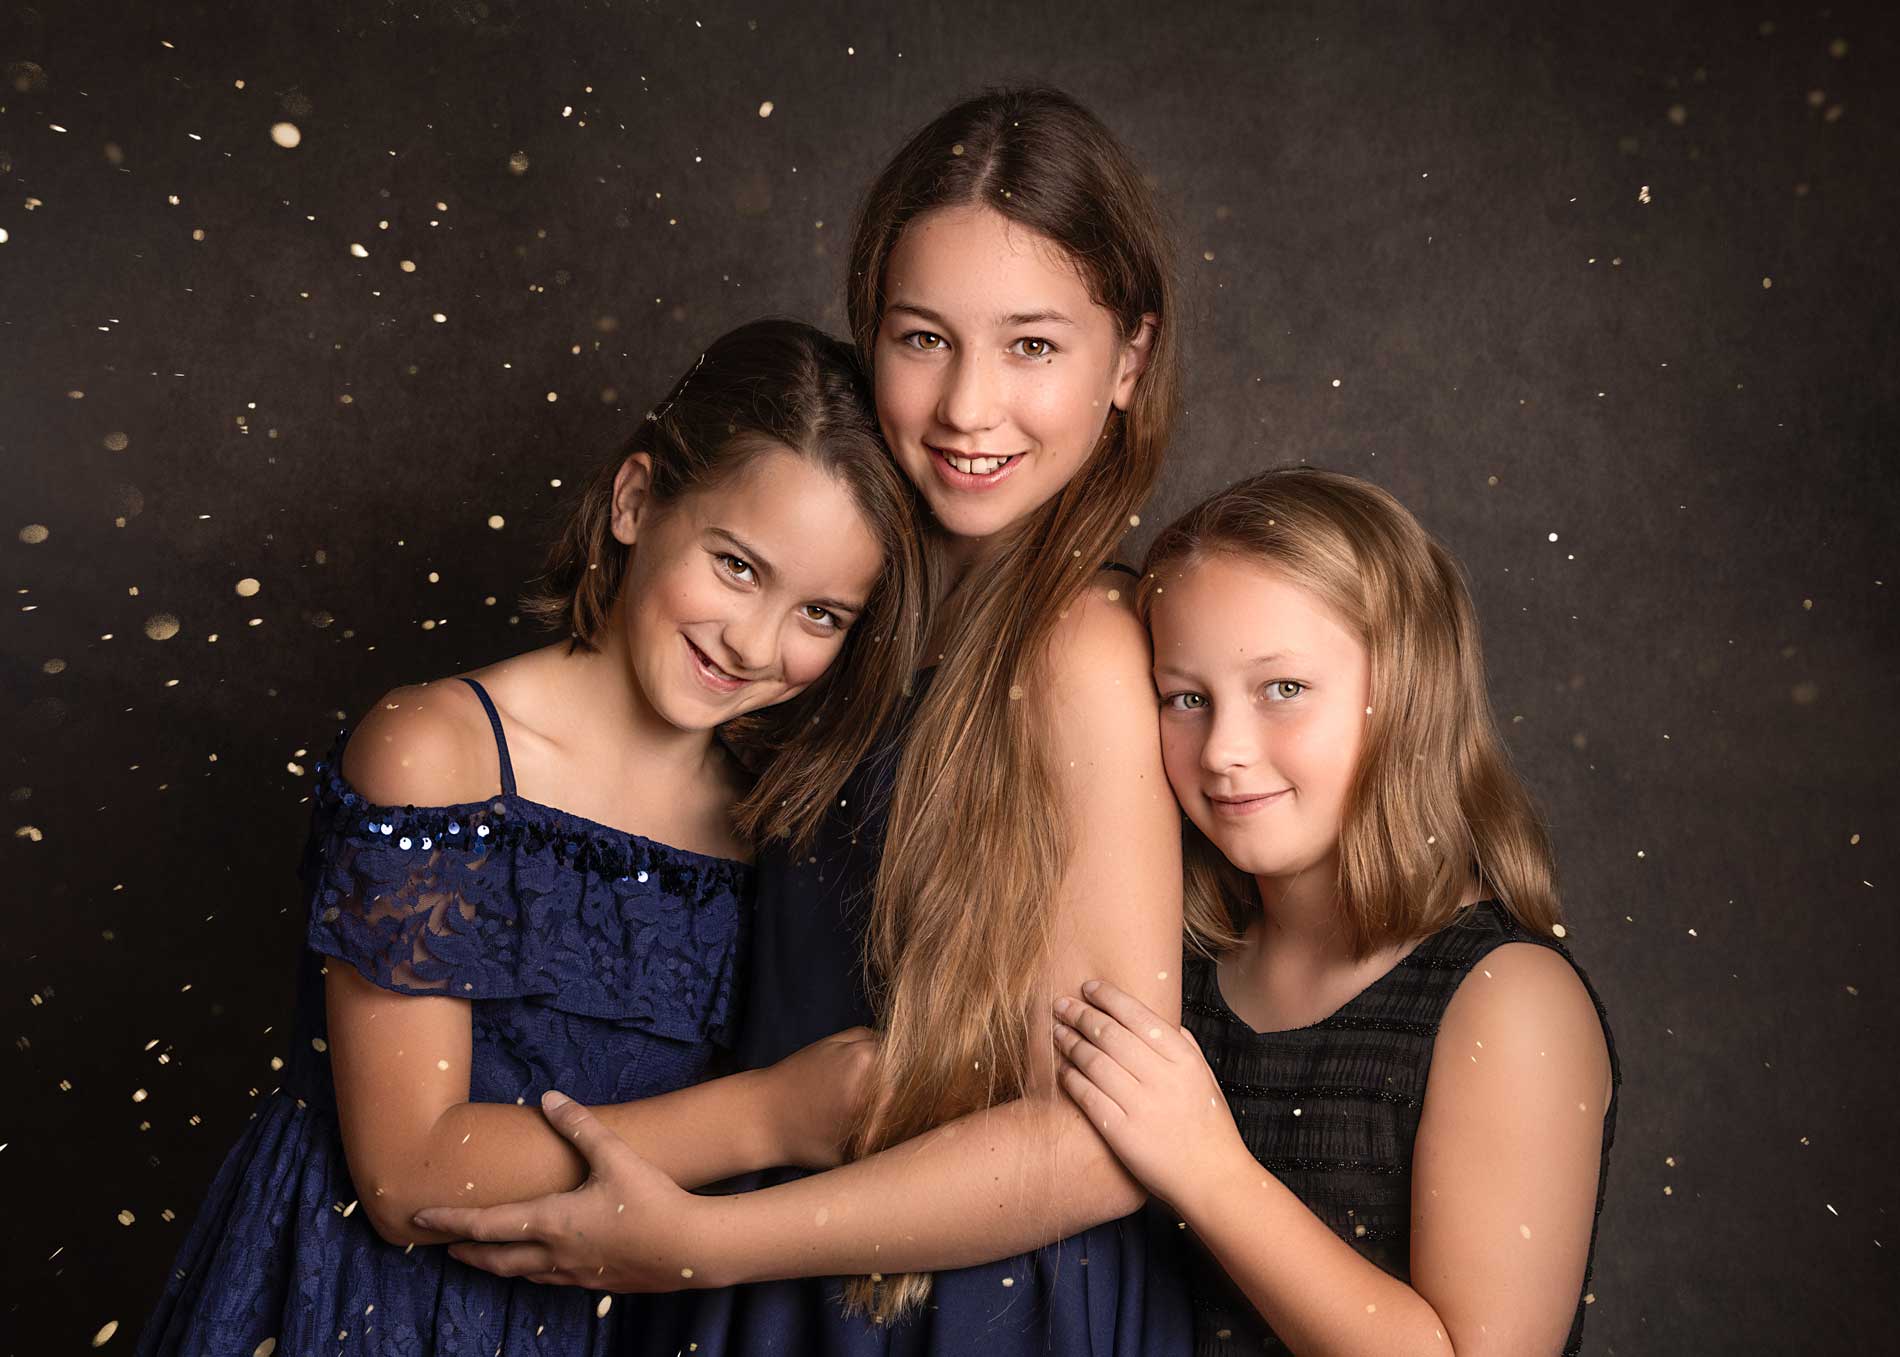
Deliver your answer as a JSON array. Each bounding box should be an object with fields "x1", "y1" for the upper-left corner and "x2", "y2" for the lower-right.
[
  {"x1": 330, "y1": 684, "x2": 864, "y2": 1246},
  {"x1": 696, "y1": 585, "x2": 1188, "y2": 1278},
  {"x1": 1059, "y1": 946, "x2": 1611, "y2": 1355},
  {"x1": 415, "y1": 582, "x2": 1186, "y2": 1284}
]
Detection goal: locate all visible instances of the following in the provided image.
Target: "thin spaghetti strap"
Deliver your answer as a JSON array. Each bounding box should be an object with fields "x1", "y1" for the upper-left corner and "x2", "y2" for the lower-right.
[{"x1": 457, "y1": 677, "x2": 518, "y2": 798}]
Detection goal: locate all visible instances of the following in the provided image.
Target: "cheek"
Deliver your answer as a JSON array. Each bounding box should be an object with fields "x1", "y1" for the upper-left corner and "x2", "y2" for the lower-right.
[
  {"x1": 1158, "y1": 723, "x2": 1203, "y2": 796},
  {"x1": 779, "y1": 633, "x2": 844, "y2": 690},
  {"x1": 875, "y1": 363, "x2": 936, "y2": 441}
]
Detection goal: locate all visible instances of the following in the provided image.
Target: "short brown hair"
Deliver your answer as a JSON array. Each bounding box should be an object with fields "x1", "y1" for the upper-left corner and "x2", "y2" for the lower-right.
[
  {"x1": 1138, "y1": 467, "x2": 1562, "y2": 958},
  {"x1": 525, "y1": 318, "x2": 927, "y2": 849}
]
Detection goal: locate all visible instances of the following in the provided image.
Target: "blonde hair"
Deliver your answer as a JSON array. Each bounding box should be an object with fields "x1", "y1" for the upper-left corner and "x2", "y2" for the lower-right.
[
  {"x1": 841, "y1": 87, "x2": 1181, "y2": 1321},
  {"x1": 1137, "y1": 467, "x2": 1561, "y2": 958}
]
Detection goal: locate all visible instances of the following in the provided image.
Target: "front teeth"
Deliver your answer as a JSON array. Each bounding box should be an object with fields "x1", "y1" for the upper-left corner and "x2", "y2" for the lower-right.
[{"x1": 946, "y1": 451, "x2": 1009, "y2": 475}]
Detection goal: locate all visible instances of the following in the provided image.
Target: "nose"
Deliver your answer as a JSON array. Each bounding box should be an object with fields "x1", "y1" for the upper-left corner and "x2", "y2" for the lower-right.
[
  {"x1": 717, "y1": 603, "x2": 779, "y2": 679},
  {"x1": 936, "y1": 350, "x2": 1003, "y2": 435},
  {"x1": 1199, "y1": 703, "x2": 1259, "y2": 776}
]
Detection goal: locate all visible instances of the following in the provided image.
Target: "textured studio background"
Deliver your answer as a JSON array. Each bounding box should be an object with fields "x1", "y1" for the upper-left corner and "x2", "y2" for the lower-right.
[{"x1": 3, "y1": 1, "x2": 1896, "y2": 1350}]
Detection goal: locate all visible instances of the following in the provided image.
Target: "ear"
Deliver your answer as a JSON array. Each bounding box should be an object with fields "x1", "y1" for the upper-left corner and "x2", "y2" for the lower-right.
[
  {"x1": 1110, "y1": 313, "x2": 1159, "y2": 412},
  {"x1": 608, "y1": 452, "x2": 655, "y2": 547}
]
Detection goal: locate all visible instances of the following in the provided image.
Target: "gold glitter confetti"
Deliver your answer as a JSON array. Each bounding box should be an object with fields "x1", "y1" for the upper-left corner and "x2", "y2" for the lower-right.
[
  {"x1": 42, "y1": 658, "x2": 65, "y2": 675},
  {"x1": 596, "y1": 1295, "x2": 612, "y2": 1317},
  {"x1": 758, "y1": 100, "x2": 775, "y2": 117},
  {"x1": 269, "y1": 122, "x2": 301, "y2": 148},
  {"x1": 1551, "y1": 923, "x2": 1567, "y2": 938},
  {"x1": 1008, "y1": 684, "x2": 1024, "y2": 700},
  {"x1": 132, "y1": 1088, "x2": 148, "y2": 1102},
  {"x1": 681, "y1": 1266, "x2": 695, "y2": 1278},
  {"x1": 118, "y1": 1209, "x2": 135, "y2": 1225},
  {"x1": 235, "y1": 578, "x2": 261, "y2": 597},
  {"x1": 400, "y1": 259, "x2": 416, "y2": 272},
  {"x1": 1128, "y1": 513, "x2": 1140, "y2": 527},
  {"x1": 508, "y1": 150, "x2": 531, "y2": 175},
  {"x1": 92, "y1": 1320, "x2": 120, "y2": 1346},
  {"x1": 18, "y1": 523, "x2": 49, "y2": 544},
  {"x1": 1519, "y1": 1224, "x2": 1532, "y2": 1238},
  {"x1": 487, "y1": 514, "x2": 506, "y2": 530},
  {"x1": 349, "y1": 243, "x2": 369, "y2": 258},
  {"x1": 311, "y1": 1037, "x2": 328, "y2": 1053},
  {"x1": 143, "y1": 614, "x2": 182, "y2": 641},
  {"x1": 104, "y1": 431, "x2": 129, "y2": 451},
  {"x1": 436, "y1": 1059, "x2": 450, "y2": 1071}
]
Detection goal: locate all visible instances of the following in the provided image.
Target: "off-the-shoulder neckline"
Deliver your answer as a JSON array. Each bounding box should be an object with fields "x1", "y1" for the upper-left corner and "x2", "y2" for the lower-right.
[{"x1": 317, "y1": 737, "x2": 754, "y2": 873}]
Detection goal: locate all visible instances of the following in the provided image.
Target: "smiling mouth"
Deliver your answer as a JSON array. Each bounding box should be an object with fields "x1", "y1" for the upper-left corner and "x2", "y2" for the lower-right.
[
  {"x1": 1208, "y1": 789, "x2": 1291, "y2": 816},
  {"x1": 930, "y1": 445, "x2": 1022, "y2": 479},
  {"x1": 685, "y1": 637, "x2": 748, "y2": 693}
]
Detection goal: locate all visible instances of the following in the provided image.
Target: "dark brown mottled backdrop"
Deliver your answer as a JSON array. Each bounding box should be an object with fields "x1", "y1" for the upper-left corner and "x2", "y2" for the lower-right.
[{"x1": 3, "y1": 0, "x2": 1895, "y2": 1350}]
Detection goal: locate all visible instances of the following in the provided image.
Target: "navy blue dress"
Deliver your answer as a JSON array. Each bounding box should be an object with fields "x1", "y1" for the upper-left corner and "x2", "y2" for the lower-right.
[
  {"x1": 137, "y1": 678, "x2": 748, "y2": 1357},
  {"x1": 657, "y1": 670, "x2": 1193, "y2": 1356}
]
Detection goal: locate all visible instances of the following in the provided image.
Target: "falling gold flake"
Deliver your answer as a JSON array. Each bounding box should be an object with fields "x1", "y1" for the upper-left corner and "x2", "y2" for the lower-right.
[
  {"x1": 104, "y1": 431, "x2": 129, "y2": 451},
  {"x1": 1761, "y1": 277, "x2": 1773, "y2": 290},
  {"x1": 507, "y1": 150, "x2": 531, "y2": 175},
  {"x1": 1001, "y1": 1276, "x2": 1015, "y2": 1287},
  {"x1": 311, "y1": 1037, "x2": 328, "y2": 1053},
  {"x1": 92, "y1": 1319, "x2": 120, "y2": 1346},
  {"x1": 596, "y1": 1296, "x2": 612, "y2": 1318},
  {"x1": 143, "y1": 614, "x2": 182, "y2": 641},
  {"x1": 487, "y1": 514, "x2": 506, "y2": 530},
  {"x1": 758, "y1": 100, "x2": 775, "y2": 117},
  {"x1": 1519, "y1": 1224, "x2": 1532, "y2": 1239},
  {"x1": 400, "y1": 259, "x2": 416, "y2": 273},
  {"x1": 235, "y1": 578, "x2": 261, "y2": 597},
  {"x1": 18, "y1": 523, "x2": 50, "y2": 544},
  {"x1": 118, "y1": 1209, "x2": 136, "y2": 1225},
  {"x1": 42, "y1": 658, "x2": 65, "y2": 674},
  {"x1": 1008, "y1": 685, "x2": 1025, "y2": 701},
  {"x1": 192, "y1": 228, "x2": 206, "y2": 241},
  {"x1": 349, "y1": 242, "x2": 369, "y2": 258},
  {"x1": 436, "y1": 1059, "x2": 450, "y2": 1071},
  {"x1": 254, "y1": 1340, "x2": 277, "y2": 1357},
  {"x1": 270, "y1": 122, "x2": 301, "y2": 148},
  {"x1": 132, "y1": 1088, "x2": 148, "y2": 1102}
]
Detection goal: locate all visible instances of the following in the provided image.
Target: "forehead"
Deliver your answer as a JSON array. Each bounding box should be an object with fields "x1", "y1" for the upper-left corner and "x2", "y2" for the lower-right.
[
  {"x1": 883, "y1": 204, "x2": 1101, "y2": 325},
  {"x1": 1149, "y1": 555, "x2": 1357, "y2": 659},
  {"x1": 680, "y1": 449, "x2": 884, "y2": 588}
]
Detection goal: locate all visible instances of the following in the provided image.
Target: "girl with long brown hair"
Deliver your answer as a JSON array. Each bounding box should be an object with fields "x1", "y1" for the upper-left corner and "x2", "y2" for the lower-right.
[
  {"x1": 133, "y1": 317, "x2": 930, "y2": 1356},
  {"x1": 1055, "y1": 468, "x2": 1618, "y2": 1355},
  {"x1": 418, "y1": 87, "x2": 1198, "y2": 1354}
]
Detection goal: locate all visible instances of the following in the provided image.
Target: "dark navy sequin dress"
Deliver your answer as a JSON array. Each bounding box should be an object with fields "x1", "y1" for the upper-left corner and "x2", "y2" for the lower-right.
[
  {"x1": 654, "y1": 669, "x2": 1193, "y2": 1357},
  {"x1": 137, "y1": 679, "x2": 748, "y2": 1357}
]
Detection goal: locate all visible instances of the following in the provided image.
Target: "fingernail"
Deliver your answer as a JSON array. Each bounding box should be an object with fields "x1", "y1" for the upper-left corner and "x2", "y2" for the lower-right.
[
  {"x1": 1081, "y1": 980, "x2": 1100, "y2": 995},
  {"x1": 1053, "y1": 997, "x2": 1072, "y2": 1014},
  {"x1": 542, "y1": 1089, "x2": 572, "y2": 1110},
  {"x1": 412, "y1": 1211, "x2": 436, "y2": 1229}
]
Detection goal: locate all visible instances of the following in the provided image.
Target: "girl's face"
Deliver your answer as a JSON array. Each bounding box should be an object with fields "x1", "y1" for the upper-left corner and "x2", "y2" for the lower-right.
[
  {"x1": 1149, "y1": 555, "x2": 1371, "y2": 889},
  {"x1": 612, "y1": 448, "x2": 883, "y2": 730},
  {"x1": 873, "y1": 204, "x2": 1148, "y2": 545}
]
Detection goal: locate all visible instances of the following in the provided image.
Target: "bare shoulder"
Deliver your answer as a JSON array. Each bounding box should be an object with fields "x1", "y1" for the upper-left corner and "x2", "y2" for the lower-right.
[
  {"x1": 1438, "y1": 941, "x2": 1610, "y2": 1091},
  {"x1": 341, "y1": 678, "x2": 503, "y2": 808},
  {"x1": 1041, "y1": 572, "x2": 1154, "y2": 712}
]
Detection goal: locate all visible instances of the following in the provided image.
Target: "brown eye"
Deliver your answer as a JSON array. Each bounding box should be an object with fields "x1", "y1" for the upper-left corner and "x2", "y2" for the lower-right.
[
  {"x1": 1015, "y1": 337, "x2": 1054, "y2": 358},
  {"x1": 905, "y1": 331, "x2": 946, "y2": 351}
]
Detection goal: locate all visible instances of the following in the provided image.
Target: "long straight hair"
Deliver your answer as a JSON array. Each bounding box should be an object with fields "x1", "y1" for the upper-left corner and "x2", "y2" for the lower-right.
[
  {"x1": 524, "y1": 318, "x2": 927, "y2": 851},
  {"x1": 1136, "y1": 468, "x2": 1562, "y2": 957},
  {"x1": 840, "y1": 88, "x2": 1181, "y2": 1321}
]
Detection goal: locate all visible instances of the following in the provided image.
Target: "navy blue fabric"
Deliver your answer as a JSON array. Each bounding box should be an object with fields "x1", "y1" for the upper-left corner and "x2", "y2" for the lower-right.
[
  {"x1": 136, "y1": 723, "x2": 750, "y2": 1356},
  {"x1": 459, "y1": 676, "x2": 518, "y2": 796},
  {"x1": 654, "y1": 671, "x2": 1194, "y2": 1356}
]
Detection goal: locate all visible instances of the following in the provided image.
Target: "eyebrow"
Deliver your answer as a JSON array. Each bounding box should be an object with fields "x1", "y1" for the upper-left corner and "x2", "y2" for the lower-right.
[
  {"x1": 1153, "y1": 651, "x2": 1302, "y2": 682},
  {"x1": 886, "y1": 301, "x2": 1079, "y2": 330},
  {"x1": 710, "y1": 528, "x2": 866, "y2": 617}
]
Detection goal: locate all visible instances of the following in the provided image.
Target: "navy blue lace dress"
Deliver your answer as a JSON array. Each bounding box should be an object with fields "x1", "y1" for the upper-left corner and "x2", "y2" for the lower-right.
[
  {"x1": 653, "y1": 663, "x2": 1193, "y2": 1356},
  {"x1": 136, "y1": 678, "x2": 749, "y2": 1357}
]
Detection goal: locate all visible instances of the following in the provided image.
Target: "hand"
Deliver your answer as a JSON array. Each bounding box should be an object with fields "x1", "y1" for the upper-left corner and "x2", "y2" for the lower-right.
[
  {"x1": 1053, "y1": 980, "x2": 1249, "y2": 1207},
  {"x1": 411, "y1": 1090, "x2": 720, "y2": 1292},
  {"x1": 763, "y1": 1025, "x2": 879, "y2": 1170}
]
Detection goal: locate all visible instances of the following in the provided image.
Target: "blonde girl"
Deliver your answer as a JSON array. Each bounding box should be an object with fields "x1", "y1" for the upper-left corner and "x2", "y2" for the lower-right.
[{"x1": 1054, "y1": 467, "x2": 1617, "y2": 1355}]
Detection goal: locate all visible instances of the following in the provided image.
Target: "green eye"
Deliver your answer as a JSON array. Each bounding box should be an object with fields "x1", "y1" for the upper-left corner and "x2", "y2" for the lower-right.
[
  {"x1": 1265, "y1": 681, "x2": 1305, "y2": 702},
  {"x1": 1163, "y1": 692, "x2": 1206, "y2": 711}
]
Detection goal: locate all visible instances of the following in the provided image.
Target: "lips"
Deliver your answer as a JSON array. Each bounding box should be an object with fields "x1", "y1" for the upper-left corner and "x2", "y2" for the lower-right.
[
  {"x1": 685, "y1": 636, "x2": 748, "y2": 695},
  {"x1": 927, "y1": 443, "x2": 1023, "y2": 488},
  {"x1": 1206, "y1": 788, "x2": 1291, "y2": 817}
]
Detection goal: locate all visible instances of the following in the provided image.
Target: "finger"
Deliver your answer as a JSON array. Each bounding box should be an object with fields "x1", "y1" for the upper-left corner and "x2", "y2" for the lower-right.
[
  {"x1": 1081, "y1": 980, "x2": 1190, "y2": 1062},
  {"x1": 1058, "y1": 1057, "x2": 1127, "y2": 1136},
  {"x1": 413, "y1": 1201, "x2": 545, "y2": 1242},
  {"x1": 541, "y1": 1090, "x2": 665, "y2": 1185},
  {"x1": 1055, "y1": 996, "x2": 1161, "y2": 1081},
  {"x1": 1053, "y1": 1020, "x2": 1143, "y2": 1108},
  {"x1": 447, "y1": 1241, "x2": 559, "y2": 1278}
]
